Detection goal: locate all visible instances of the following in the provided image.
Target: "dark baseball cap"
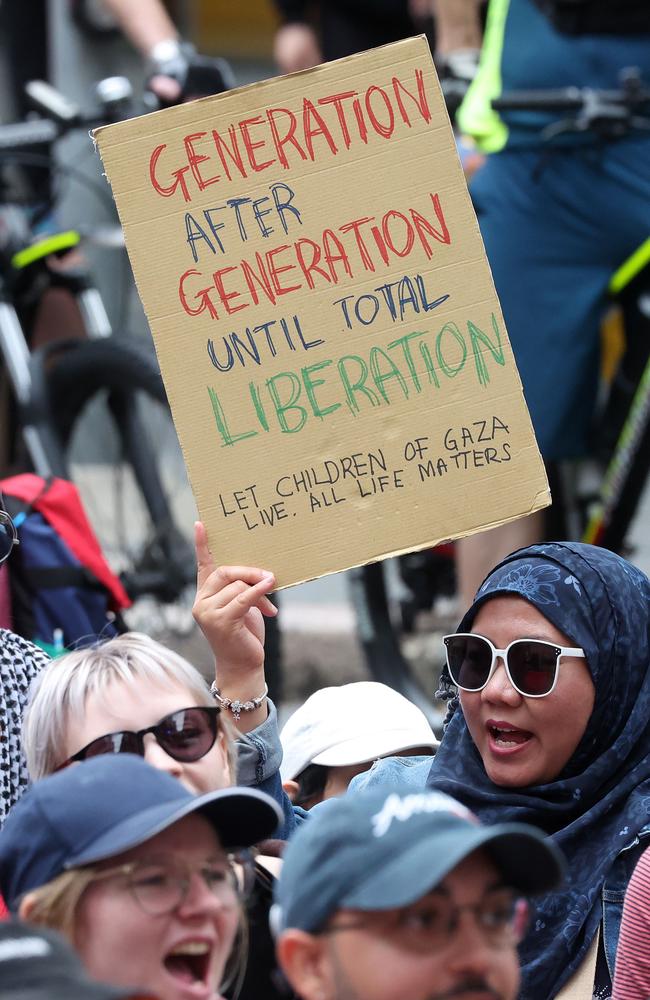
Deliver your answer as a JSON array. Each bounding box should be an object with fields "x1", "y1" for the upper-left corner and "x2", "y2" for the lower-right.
[
  {"x1": 0, "y1": 753, "x2": 283, "y2": 913},
  {"x1": 0, "y1": 919, "x2": 153, "y2": 1000},
  {"x1": 272, "y1": 788, "x2": 565, "y2": 934}
]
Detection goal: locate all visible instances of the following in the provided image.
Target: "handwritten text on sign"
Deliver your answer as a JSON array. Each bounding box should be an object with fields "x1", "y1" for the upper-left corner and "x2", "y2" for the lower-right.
[{"x1": 95, "y1": 37, "x2": 549, "y2": 586}]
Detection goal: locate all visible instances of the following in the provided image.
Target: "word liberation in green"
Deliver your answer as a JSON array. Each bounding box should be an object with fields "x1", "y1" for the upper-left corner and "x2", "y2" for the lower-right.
[{"x1": 208, "y1": 312, "x2": 506, "y2": 446}]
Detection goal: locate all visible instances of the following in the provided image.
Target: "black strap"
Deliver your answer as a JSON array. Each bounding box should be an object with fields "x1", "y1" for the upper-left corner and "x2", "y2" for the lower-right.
[
  {"x1": 2, "y1": 475, "x2": 54, "y2": 519},
  {"x1": 21, "y1": 565, "x2": 106, "y2": 591}
]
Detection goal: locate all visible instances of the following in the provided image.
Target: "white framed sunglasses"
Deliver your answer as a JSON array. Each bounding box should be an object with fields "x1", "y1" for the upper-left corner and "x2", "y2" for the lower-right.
[{"x1": 443, "y1": 633, "x2": 586, "y2": 698}]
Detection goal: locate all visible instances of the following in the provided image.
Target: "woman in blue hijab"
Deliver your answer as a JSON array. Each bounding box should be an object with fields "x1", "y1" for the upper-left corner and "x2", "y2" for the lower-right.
[{"x1": 430, "y1": 541, "x2": 650, "y2": 1000}]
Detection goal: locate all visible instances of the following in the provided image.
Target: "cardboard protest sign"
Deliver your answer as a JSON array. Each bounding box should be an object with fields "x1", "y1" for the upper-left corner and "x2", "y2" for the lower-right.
[{"x1": 94, "y1": 36, "x2": 550, "y2": 588}]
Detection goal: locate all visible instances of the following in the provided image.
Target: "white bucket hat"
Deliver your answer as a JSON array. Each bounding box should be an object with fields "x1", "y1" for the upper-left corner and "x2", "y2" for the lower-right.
[{"x1": 280, "y1": 681, "x2": 439, "y2": 781}]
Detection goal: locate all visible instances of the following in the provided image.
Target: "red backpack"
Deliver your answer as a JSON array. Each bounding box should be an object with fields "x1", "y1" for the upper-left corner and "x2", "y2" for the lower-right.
[{"x1": 1, "y1": 474, "x2": 130, "y2": 653}]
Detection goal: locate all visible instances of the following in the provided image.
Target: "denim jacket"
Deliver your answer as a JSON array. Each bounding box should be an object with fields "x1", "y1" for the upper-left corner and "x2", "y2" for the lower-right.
[
  {"x1": 347, "y1": 753, "x2": 435, "y2": 794},
  {"x1": 602, "y1": 822, "x2": 650, "y2": 980},
  {"x1": 236, "y1": 699, "x2": 307, "y2": 840}
]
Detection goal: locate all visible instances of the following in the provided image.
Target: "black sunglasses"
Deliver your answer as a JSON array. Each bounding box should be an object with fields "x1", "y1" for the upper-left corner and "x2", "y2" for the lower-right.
[
  {"x1": 443, "y1": 633, "x2": 585, "y2": 698},
  {"x1": 0, "y1": 509, "x2": 19, "y2": 566},
  {"x1": 65, "y1": 706, "x2": 221, "y2": 767}
]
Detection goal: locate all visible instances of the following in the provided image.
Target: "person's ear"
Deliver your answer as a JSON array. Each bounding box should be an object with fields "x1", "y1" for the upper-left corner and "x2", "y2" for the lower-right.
[
  {"x1": 282, "y1": 779, "x2": 299, "y2": 802},
  {"x1": 18, "y1": 892, "x2": 36, "y2": 921},
  {"x1": 277, "y1": 929, "x2": 334, "y2": 1000}
]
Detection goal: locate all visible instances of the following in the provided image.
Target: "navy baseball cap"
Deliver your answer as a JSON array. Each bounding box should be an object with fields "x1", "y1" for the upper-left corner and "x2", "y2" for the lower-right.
[
  {"x1": 0, "y1": 753, "x2": 283, "y2": 913},
  {"x1": 0, "y1": 919, "x2": 153, "y2": 1000},
  {"x1": 272, "y1": 788, "x2": 565, "y2": 934}
]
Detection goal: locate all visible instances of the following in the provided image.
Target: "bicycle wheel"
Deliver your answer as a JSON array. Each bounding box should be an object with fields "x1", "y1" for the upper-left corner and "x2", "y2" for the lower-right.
[
  {"x1": 347, "y1": 552, "x2": 457, "y2": 732},
  {"x1": 43, "y1": 337, "x2": 197, "y2": 629},
  {"x1": 585, "y1": 364, "x2": 650, "y2": 553}
]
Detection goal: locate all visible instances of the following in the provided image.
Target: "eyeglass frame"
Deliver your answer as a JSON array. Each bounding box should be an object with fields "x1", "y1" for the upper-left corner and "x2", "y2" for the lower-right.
[
  {"x1": 443, "y1": 633, "x2": 586, "y2": 698},
  {"x1": 62, "y1": 705, "x2": 222, "y2": 768},
  {"x1": 0, "y1": 508, "x2": 19, "y2": 566},
  {"x1": 83, "y1": 852, "x2": 253, "y2": 915},
  {"x1": 442, "y1": 632, "x2": 587, "y2": 698},
  {"x1": 320, "y1": 887, "x2": 528, "y2": 954}
]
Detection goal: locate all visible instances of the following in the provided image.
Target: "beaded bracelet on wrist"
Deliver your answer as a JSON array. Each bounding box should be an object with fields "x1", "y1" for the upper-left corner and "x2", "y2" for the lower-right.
[{"x1": 210, "y1": 681, "x2": 268, "y2": 722}]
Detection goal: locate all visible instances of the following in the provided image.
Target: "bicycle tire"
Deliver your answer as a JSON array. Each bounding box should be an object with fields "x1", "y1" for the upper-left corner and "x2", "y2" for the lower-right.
[
  {"x1": 601, "y1": 421, "x2": 650, "y2": 552},
  {"x1": 347, "y1": 560, "x2": 448, "y2": 731},
  {"x1": 44, "y1": 337, "x2": 196, "y2": 605},
  {"x1": 585, "y1": 363, "x2": 650, "y2": 553}
]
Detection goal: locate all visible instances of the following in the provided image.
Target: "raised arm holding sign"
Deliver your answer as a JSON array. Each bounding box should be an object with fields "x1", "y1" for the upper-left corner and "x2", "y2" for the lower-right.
[{"x1": 94, "y1": 36, "x2": 549, "y2": 589}]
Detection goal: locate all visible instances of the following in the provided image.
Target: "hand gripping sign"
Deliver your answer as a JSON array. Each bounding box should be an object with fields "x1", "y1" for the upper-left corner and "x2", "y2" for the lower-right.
[{"x1": 94, "y1": 36, "x2": 550, "y2": 588}]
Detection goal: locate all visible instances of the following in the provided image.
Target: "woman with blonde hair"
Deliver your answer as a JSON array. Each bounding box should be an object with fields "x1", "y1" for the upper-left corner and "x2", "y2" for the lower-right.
[
  {"x1": 22, "y1": 525, "x2": 293, "y2": 833},
  {"x1": 0, "y1": 753, "x2": 281, "y2": 1000},
  {"x1": 20, "y1": 524, "x2": 299, "y2": 1000},
  {"x1": 23, "y1": 631, "x2": 239, "y2": 789}
]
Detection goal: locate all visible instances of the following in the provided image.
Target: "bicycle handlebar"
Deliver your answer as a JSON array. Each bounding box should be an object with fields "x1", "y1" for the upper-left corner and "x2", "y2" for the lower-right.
[
  {"x1": 0, "y1": 118, "x2": 60, "y2": 150},
  {"x1": 444, "y1": 69, "x2": 650, "y2": 141},
  {"x1": 492, "y1": 85, "x2": 650, "y2": 112},
  {"x1": 0, "y1": 77, "x2": 155, "y2": 154},
  {"x1": 493, "y1": 87, "x2": 588, "y2": 111},
  {"x1": 490, "y1": 72, "x2": 650, "y2": 140}
]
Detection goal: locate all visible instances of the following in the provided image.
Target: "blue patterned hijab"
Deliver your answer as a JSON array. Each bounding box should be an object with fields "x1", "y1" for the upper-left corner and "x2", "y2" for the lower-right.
[{"x1": 429, "y1": 541, "x2": 650, "y2": 999}]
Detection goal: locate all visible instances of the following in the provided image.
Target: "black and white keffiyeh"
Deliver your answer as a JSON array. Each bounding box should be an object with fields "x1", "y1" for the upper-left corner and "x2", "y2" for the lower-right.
[{"x1": 0, "y1": 629, "x2": 49, "y2": 826}]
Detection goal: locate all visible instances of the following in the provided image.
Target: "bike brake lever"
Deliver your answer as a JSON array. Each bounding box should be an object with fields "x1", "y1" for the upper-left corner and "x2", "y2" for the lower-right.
[
  {"x1": 24, "y1": 81, "x2": 80, "y2": 124},
  {"x1": 541, "y1": 118, "x2": 577, "y2": 141}
]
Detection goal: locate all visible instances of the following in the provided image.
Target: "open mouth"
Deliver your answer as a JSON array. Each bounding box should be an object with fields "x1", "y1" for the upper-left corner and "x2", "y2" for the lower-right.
[
  {"x1": 164, "y1": 940, "x2": 212, "y2": 990},
  {"x1": 487, "y1": 723, "x2": 533, "y2": 748}
]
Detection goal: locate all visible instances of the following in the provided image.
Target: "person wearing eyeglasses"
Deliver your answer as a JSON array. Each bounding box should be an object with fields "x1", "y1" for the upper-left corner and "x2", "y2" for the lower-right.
[
  {"x1": 19, "y1": 526, "x2": 300, "y2": 999},
  {"x1": 0, "y1": 753, "x2": 282, "y2": 1000},
  {"x1": 430, "y1": 542, "x2": 650, "y2": 999},
  {"x1": 271, "y1": 786, "x2": 564, "y2": 1000},
  {"x1": 23, "y1": 632, "x2": 239, "y2": 790},
  {"x1": 21, "y1": 522, "x2": 290, "y2": 827},
  {"x1": 0, "y1": 509, "x2": 287, "y2": 840}
]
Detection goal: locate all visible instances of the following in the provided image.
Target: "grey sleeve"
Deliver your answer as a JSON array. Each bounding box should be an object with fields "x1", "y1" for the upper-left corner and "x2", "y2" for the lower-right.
[{"x1": 235, "y1": 698, "x2": 283, "y2": 787}]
